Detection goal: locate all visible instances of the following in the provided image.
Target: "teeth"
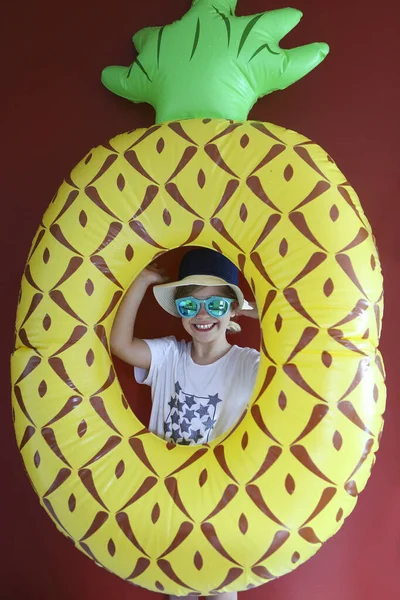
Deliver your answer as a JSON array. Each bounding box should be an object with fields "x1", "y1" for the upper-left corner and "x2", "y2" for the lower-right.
[{"x1": 194, "y1": 323, "x2": 214, "y2": 330}]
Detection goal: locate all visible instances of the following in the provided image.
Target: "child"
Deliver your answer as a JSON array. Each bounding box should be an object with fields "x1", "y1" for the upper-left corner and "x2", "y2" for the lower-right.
[{"x1": 110, "y1": 248, "x2": 259, "y2": 600}]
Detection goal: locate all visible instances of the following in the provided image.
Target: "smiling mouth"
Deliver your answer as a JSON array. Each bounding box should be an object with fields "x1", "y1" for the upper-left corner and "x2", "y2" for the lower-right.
[{"x1": 192, "y1": 323, "x2": 217, "y2": 331}]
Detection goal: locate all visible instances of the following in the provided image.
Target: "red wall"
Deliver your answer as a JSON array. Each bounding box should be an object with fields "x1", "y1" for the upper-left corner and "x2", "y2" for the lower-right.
[{"x1": 3, "y1": 0, "x2": 399, "y2": 598}]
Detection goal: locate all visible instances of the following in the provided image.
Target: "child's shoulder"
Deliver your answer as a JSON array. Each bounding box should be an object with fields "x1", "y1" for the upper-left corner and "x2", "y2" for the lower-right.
[
  {"x1": 150, "y1": 335, "x2": 190, "y2": 354},
  {"x1": 232, "y1": 344, "x2": 260, "y2": 355},
  {"x1": 231, "y1": 344, "x2": 260, "y2": 364}
]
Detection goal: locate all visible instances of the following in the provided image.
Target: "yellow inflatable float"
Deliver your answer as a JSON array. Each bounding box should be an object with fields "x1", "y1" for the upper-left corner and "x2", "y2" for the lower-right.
[{"x1": 12, "y1": 1, "x2": 385, "y2": 595}]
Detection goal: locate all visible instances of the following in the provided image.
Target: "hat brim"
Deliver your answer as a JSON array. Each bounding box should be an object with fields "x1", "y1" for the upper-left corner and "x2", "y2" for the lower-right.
[{"x1": 153, "y1": 275, "x2": 251, "y2": 317}]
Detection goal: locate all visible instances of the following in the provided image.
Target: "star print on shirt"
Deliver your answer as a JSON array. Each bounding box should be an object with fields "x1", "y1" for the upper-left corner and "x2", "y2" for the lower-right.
[
  {"x1": 180, "y1": 420, "x2": 191, "y2": 434},
  {"x1": 208, "y1": 393, "x2": 222, "y2": 408},
  {"x1": 203, "y1": 416, "x2": 217, "y2": 430},
  {"x1": 163, "y1": 380, "x2": 225, "y2": 445},
  {"x1": 184, "y1": 408, "x2": 196, "y2": 421},
  {"x1": 168, "y1": 396, "x2": 177, "y2": 410},
  {"x1": 176, "y1": 398, "x2": 185, "y2": 412},
  {"x1": 197, "y1": 404, "x2": 210, "y2": 419},
  {"x1": 188, "y1": 428, "x2": 202, "y2": 443},
  {"x1": 170, "y1": 428, "x2": 181, "y2": 442},
  {"x1": 184, "y1": 395, "x2": 197, "y2": 408},
  {"x1": 170, "y1": 411, "x2": 180, "y2": 425}
]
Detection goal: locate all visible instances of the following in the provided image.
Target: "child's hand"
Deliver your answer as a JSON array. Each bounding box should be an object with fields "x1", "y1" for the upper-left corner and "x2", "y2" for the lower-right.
[
  {"x1": 137, "y1": 263, "x2": 170, "y2": 286},
  {"x1": 236, "y1": 301, "x2": 258, "y2": 319}
]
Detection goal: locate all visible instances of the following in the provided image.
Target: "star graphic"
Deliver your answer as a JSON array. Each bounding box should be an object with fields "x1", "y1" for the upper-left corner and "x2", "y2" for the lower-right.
[
  {"x1": 179, "y1": 438, "x2": 191, "y2": 446},
  {"x1": 188, "y1": 428, "x2": 202, "y2": 443},
  {"x1": 184, "y1": 408, "x2": 196, "y2": 421},
  {"x1": 170, "y1": 411, "x2": 180, "y2": 425},
  {"x1": 168, "y1": 396, "x2": 177, "y2": 410},
  {"x1": 184, "y1": 395, "x2": 197, "y2": 408},
  {"x1": 175, "y1": 381, "x2": 182, "y2": 394},
  {"x1": 180, "y1": 420, "x2": 191, "y2": 434},
  {"x1": 176, "y1": 398, "x2": 185, "y2": 412},
  {"x1": 208, "y1": 393, "x2": 222, "y2": 408},
  {"x1": 203, "y1": 416, "x2": 217, "y2": 430},
  {"x1": 163, "y1": 422, "x2": 171, "y2": 435},
  {"x1": 197, "y1": 404, "x2": 210, "y2": 419},
  {"x1": 170, "y1": 428, "x2": 181, "y2": 442}
]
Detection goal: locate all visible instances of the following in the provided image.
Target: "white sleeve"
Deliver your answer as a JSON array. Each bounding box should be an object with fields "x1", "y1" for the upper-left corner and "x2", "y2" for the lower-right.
[
  {"x1": 134, "y1": 336, "x2": 178, "y2": 387},
  {"x1": 242, "y1": 347, "x2": 261, "y2": 387},
  {"x1": 241, "y1": 348, "x2": 260, "y2": 404},
  {"x1": 251, "y1": 349, "x2": 260, "y2": 381}
]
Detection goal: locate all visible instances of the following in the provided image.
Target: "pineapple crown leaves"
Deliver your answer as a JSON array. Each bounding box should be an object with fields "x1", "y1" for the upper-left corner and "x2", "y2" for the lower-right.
[{"x1": 101, "y1": 0, "x2": 329, "y2": 123}]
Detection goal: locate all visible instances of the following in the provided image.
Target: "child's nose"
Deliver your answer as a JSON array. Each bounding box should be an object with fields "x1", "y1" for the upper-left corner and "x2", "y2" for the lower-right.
[{"x1": 198, "y1": 303, "x2": 208, "y2": 317}]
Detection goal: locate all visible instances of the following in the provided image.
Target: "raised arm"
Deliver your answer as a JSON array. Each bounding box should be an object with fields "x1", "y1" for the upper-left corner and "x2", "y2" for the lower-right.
[{"x1": 110, "y1": 265, "x2": 168, "y2": 369}]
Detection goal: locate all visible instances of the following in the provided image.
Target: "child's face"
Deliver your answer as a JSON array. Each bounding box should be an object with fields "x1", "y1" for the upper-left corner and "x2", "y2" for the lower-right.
[{"x1": 180, "y1": 285, "x2": 237, "y2": 343}]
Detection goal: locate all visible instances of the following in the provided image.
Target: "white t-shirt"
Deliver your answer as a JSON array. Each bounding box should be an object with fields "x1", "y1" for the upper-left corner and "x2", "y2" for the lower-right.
[{"x1": 134, "y1": 336, "x2": 259, "y2": 445}]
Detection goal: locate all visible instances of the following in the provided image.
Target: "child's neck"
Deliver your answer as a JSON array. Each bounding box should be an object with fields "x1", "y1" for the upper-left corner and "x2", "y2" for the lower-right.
[{"x1": 190, "y1": 338, "x2": 232, "y2": 365}]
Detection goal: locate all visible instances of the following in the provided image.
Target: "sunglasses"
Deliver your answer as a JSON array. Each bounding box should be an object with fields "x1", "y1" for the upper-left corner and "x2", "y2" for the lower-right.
[{"x1": 175, "y1": 296, "x2": 235, "y2": 318}]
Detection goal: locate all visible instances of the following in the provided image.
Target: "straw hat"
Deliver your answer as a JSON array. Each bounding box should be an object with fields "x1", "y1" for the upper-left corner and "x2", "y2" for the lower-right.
[{"x1": 153, "y1": 248, "x2": 251, "y2": 317}]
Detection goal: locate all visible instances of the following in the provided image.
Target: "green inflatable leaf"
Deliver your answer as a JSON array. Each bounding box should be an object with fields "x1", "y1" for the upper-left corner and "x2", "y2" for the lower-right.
[{"x1": 101, "y1": 1, "x2": 329, "y2": 123}]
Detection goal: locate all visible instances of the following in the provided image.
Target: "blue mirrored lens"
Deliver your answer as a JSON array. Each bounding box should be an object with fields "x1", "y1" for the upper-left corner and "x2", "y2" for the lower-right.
[
  {"x1": 206, "y1": 298, "x2": 230, "y2": 316},
  {"x1": 177, "y1": 298, "x2": 199, "y2": 316}
]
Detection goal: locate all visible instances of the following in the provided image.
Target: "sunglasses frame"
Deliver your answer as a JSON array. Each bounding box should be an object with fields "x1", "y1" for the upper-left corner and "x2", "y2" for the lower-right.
[{"x1": 175, "y1": 296, "x2": 235, "y2": 318}]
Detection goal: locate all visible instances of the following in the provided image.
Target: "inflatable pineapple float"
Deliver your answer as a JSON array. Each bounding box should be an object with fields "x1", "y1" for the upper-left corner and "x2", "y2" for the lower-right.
[{"x1": 12, "y1": 0, "x2": 385, "y2": 595}]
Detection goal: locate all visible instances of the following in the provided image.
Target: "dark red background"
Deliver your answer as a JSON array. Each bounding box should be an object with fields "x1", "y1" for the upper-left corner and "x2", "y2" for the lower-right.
[{"x1": 2, "y1": 0, "x2": 399, "y2": 598}]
